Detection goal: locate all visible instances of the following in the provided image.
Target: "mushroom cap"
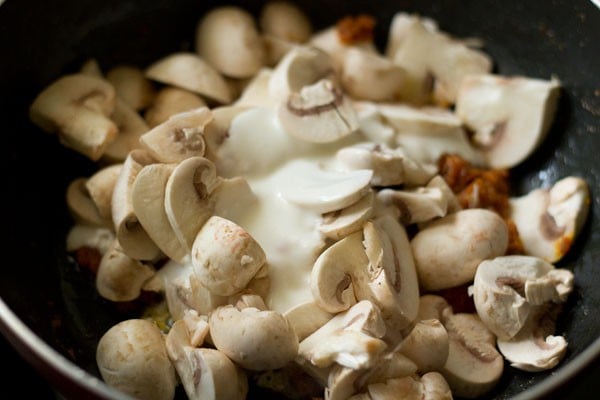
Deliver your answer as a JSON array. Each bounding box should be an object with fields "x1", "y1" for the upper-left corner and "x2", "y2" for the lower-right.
[
  {"x1": 191, "y1": 216, "x2": 266, "y2": 296},
  {"x1": 209, "y1": 304, "x2": 299, "y2": 370},
  {"x1": 96, "y1": 319, "x2": 176, "y2": 400},
  {"x1": 106, "y1": 64, "x2": 156, "y2": 111},
  {"x1": 395, "y1": 319, "x2": 449, "y2": 373},
  {"x1": 29, "y1": 73, "x2": 118, "y2": 160},
  {"x1": 145, "y1": 52, "x2": 232, "y2": 104},
  {"x1": 319, "y1": 190, "x2": 374, "y2": 240},
  {"x1": 259, "y1": 1, "x2": 312, "y2": 43},
  {"x1": 284, "y1": 301, "x2": 334, "y2": 342},
  {"x1": 66, "y1": 177, "x2": 107, "y2": 227},
  {"x1": 103, "y1": 98, "x2": 149, "y2": 162},
  {"x1": 455, "y1": 74, "x2": 561, "y2": 169},
  {"x1": 411, "y1": 208, "x2": 509, "y2": 291},
  {"x1": 85, "y1": 163, "x2": 122, "y2": 224},
  {"x1": 195, "y1": 6, "x2": 266, "y2": 78}
]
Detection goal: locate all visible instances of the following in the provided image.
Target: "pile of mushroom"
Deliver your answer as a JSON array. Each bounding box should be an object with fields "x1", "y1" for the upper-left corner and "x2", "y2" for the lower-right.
[{"x1": 30, "y1": 2, "x2": 591, "y2": 400}]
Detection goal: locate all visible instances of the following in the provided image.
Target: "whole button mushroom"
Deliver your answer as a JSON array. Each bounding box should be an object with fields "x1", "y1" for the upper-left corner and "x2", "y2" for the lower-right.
[
  {"x1": 208, "y1": 302, "x2": 299, "y2": 371},
  {"x1": 96, "y1": 319, "x2": 177, "y2": 400},
  {"x1": 195, "y1": 6, "x2": 266, "y2": 78},
  {"x1": 410, "y1": 208, "x2": 509, "y2": 291}
]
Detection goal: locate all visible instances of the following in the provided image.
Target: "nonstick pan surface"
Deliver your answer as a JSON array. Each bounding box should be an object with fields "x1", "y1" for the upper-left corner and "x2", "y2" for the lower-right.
[{"x1": 0, "y1": 0, "x2": 599, "y2": 399}]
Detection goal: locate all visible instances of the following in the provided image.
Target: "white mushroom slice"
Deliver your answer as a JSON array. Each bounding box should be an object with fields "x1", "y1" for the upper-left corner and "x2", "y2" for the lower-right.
[
  {"x1": 410, "y1": 209, "x2": 508, "y2": 291},
  {"x1": 362, "y1": 216, "x2": 420, "y2": 339},
  {"x1": 30, "y1": 74, "x2": 118, "y2": 160},
  {"x1": 376, "y1": 186, "x2": 447, "y2": 226},
  {"x1": 427, "y1": 175, "x2": 462, "y2": 214},
  {"x1": 263, "y1": 35, "x2": 299, "y2": 67},
  {"x1": 211, "y1": 176, "x2": 258, "y2": 225},
  {"x1": 191, "y1": 216, "x2": 266, "y2": 296},
  {"x1": 319, "y1": 190, "x2": 374, "y2": 240},
  {"x1": 104, "y1": 99, "x2": 149, "y2": 162},
  {"x1": 385, "y1": 13, "x2": 438, "y2": 62},
  {"x1": 298, "y1": 300, "x2": 387, "y2": 370},
  {"x1": 145, "y1": 52, "x2": 232, "y2": 104},
  {"x1": 144, "y1": 87, "x2": 207, "y2": 128},
  {"x1": 376, "y1": 103, "x2": 484, "y2": 166},
  {"x1": 455, "y1": 74, "x2": 561, "y2": 169},
  {"x1": 440, "y1": 313, "x2": 503, "y2": 399},
  {"x1": 282, "y1": 162, "x2": 372, "y2": 214},
  {"x1": 96, "y1": 319, "x2": 177, "y2": 400},
  {"x1": 355, "y1": 351, "x2": 418, "y2": 389},
  {"x1": 510, "y1": 176, "x2": 590, "y2": 263},
  {"x1": 386, "y1": 14, "x2": 492, "y2": 105},
  {"x1": 326, "y1": 365, "x2": 364, "y2": 400},
  {"x1": 496, "y1": 304, "x2": 568, "y2": 372},
  {"x1": 106, "y1": 65, "x2": 156, "y2": 110},
  {"x1": 166, "y1": 320, "x2": 248, "y2": 400},
  {"x1": 268, "y1": 45, "x2": 333, "y2": 102},
  {"x1": 395, "y1": 319, "x2": 449, "y2": 373},
  {"x1": 259, "y1": 1, "x2": 312, "y2": 43},
  {"x1": 341, "y1": 48, "x2": 406, "y2": 102},
  {"x1": 284, "y1": 301, "x2": 334, "y2": 342},
  {"x1": 195, "y1": 6, "x2": 266, "y2": 79},
  {"x1": 85, "y1": 164, "x2": 122, "y2": 226},
  {"x1": 164, "y1": 157, "x2": 219, "y2": 252},
  {"x1": 139, "y1": 107, "x2": 211, "y2": 164},
  {"x1": 96, "y1": 239, "x2": 156, "y2": 302},
  {"x1": 234, "y1": 68, "x2": 277, "y2": 107},
  {"x1": 417, "y1": 294, "x2": 453, "y2": 322},
  {"x1": 66, "y1": 177, "x2": 107, "y2": 227},
  {"x1": 278, "y1": 79, "x2": 359, "y2": 143},
  {"x1": 472, "y1": 255, "x2": 574, "y2": 340},
  {"x1": 209, "y1": 303, "x2": 298, "y2": 371},
  {"x1": 111, "y1": 150, "x2": 161, "y2": 261},
  {"x1": 131, "y1": 162, "x2": 187, "y2": 262},
  {"x1": 353, "y1": 102, "x2": 396, "y2": 146},
  {"x1": 202, "y1": 105, "x2": 250, "y2": 170},
  {"x1": 66, "y1": 224, "x2": 115, "y2": 255},
  {"x1": 335, "y1": 142, "x2": 434, "y2": 187}
]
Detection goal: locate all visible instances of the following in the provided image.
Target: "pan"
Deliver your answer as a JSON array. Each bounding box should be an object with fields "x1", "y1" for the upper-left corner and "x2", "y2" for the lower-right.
[{"x1": 0, "y1": 0, "x2": 598, "y2": 399}]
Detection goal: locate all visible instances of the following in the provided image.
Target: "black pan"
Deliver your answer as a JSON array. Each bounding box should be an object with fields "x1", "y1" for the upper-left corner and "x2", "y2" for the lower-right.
[{"x1": 0, "y1": 0, "x2": 599, "y2": 399}]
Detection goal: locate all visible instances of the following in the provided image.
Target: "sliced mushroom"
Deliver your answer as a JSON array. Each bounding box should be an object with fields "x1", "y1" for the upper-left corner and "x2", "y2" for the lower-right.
[
  {"x1": 365, "y1": 373, "x2": 452, "y2": 400},
  {"x1": 259, "y1": 1, "x2": 312, "y2": 43},
  {"x1": 131, "y1": 162, "x2": 187, "y2": 262},
  {"x1": 85, "y1": 163, "x2": 122, "y2": 227},
  {"x1": 139, "y1": 107, "x2": 211, "y2": 163},
  {"x1": 106, "y1": 65, "x2": 156, "y2": 110},
  {"x1": 298, "y1": 300, "x2": 387, "y2": 370},
  {"x1": 496, "y1": 304, "x2": 568, "y2": 372},
  {"x1": 263, "y1": 35, "x2": 298, "y2": 67},
  {"x1": 164, "y1": 156, "x2": 219, "y2": 252},
  {"x1": 191, "y1": 216, "x2": 266, "y2": 296},
  {"x1": 111, "y1": 150, "x2": 161, "y2": 261},
  {"x1": 472, "y1": 255, "x2": 574, "y2": 340},
  {"x1": 144, "y1": 87, "x2": 207, "y2": 128},
  {"x1": 268, "y1": 45, "x2": 333, "y2": 102},
  {"x1": 283, "y1": 301, "x2": 334, "y2": 341},
  {"x1": 375, "y1": 185, "x2": 447, "y2": 226},
  {"x1": 455, "y1": 74, "x2": 561, "y2": 169},
  {"x1": 395, "y1": 319, "x2": 449, "y2": 373},
  {"x1": 353, "y1": 102, "x2": 396, "y2": 146},
  {"x1": 66, "y1": 177, "x2": 107, "y2": 227},
  {"x1": 386, "y1": 14, "x2": 492, "y2": 105},
  {"x1": 341, "y1": 48, "x2": 406, "y2": 102},
  {"x1": 145, "y1": 52, "x2": 232, "y2": 104},
  {"x1": 335, "y1": 142, "x2": 434, "y2": 187},
  {"x1": 354, "y1": 351, "x2": 418, "y2": 389},
  {"x1": 319, "y1": 190, "x2": 374, "y2": 240},
  {"x1": 104, "y1": 98, "x2": 150, "y2": 162},
  {"x1": 509, "y1": 176, "x2": 590, "y2": 263},
  {"x1": 195, "y1": 6, "x2": 266, "y2": 79},
  {"x1": 376, "y1": 103, "x2": 484, "y2": 167},
  {"x1": 440, "y1": 312, "x2": 504, "y2": 399},
  {"x1": 29, "y1": 73, "x2": 118, "y2": 160},
  {"x1": 209, "y1": 302, "x2": 298, "y2": 371},
  {"x1": 96, "y1": 239, "x2": 156, "y2": 302},
  {"x1": 278, "y1": 78, "x2": 359, "y2": 143},
  {"x1": 210, "y1": 176, "x2": 258, "y2": 225},
  {"x1": 96, "y1": 319, "x2": 177, "y2": 400},
  {"x1": 282, "y1": 160, "x2": 372, "y2": 214},
  {"x1": 410, "y1": 209, "x2": 509, "y2": 291},
  {"x1": 166, "y1": 319, "x2": 248, "y2": 400},
  {"x1": 310, "y1": 26, "x2": 378, "y2": 73}
]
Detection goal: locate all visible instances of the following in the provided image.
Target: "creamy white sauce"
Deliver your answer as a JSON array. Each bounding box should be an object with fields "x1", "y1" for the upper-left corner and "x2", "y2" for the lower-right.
[{"x1": 227, "y1": 107, "x2": 366, "y2": 313}]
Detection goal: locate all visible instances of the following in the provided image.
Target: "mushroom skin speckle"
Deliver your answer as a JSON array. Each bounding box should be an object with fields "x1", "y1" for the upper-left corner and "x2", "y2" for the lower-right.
[{"x1": 96, "y1": 319, "x2": 177, "y2": 400}]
